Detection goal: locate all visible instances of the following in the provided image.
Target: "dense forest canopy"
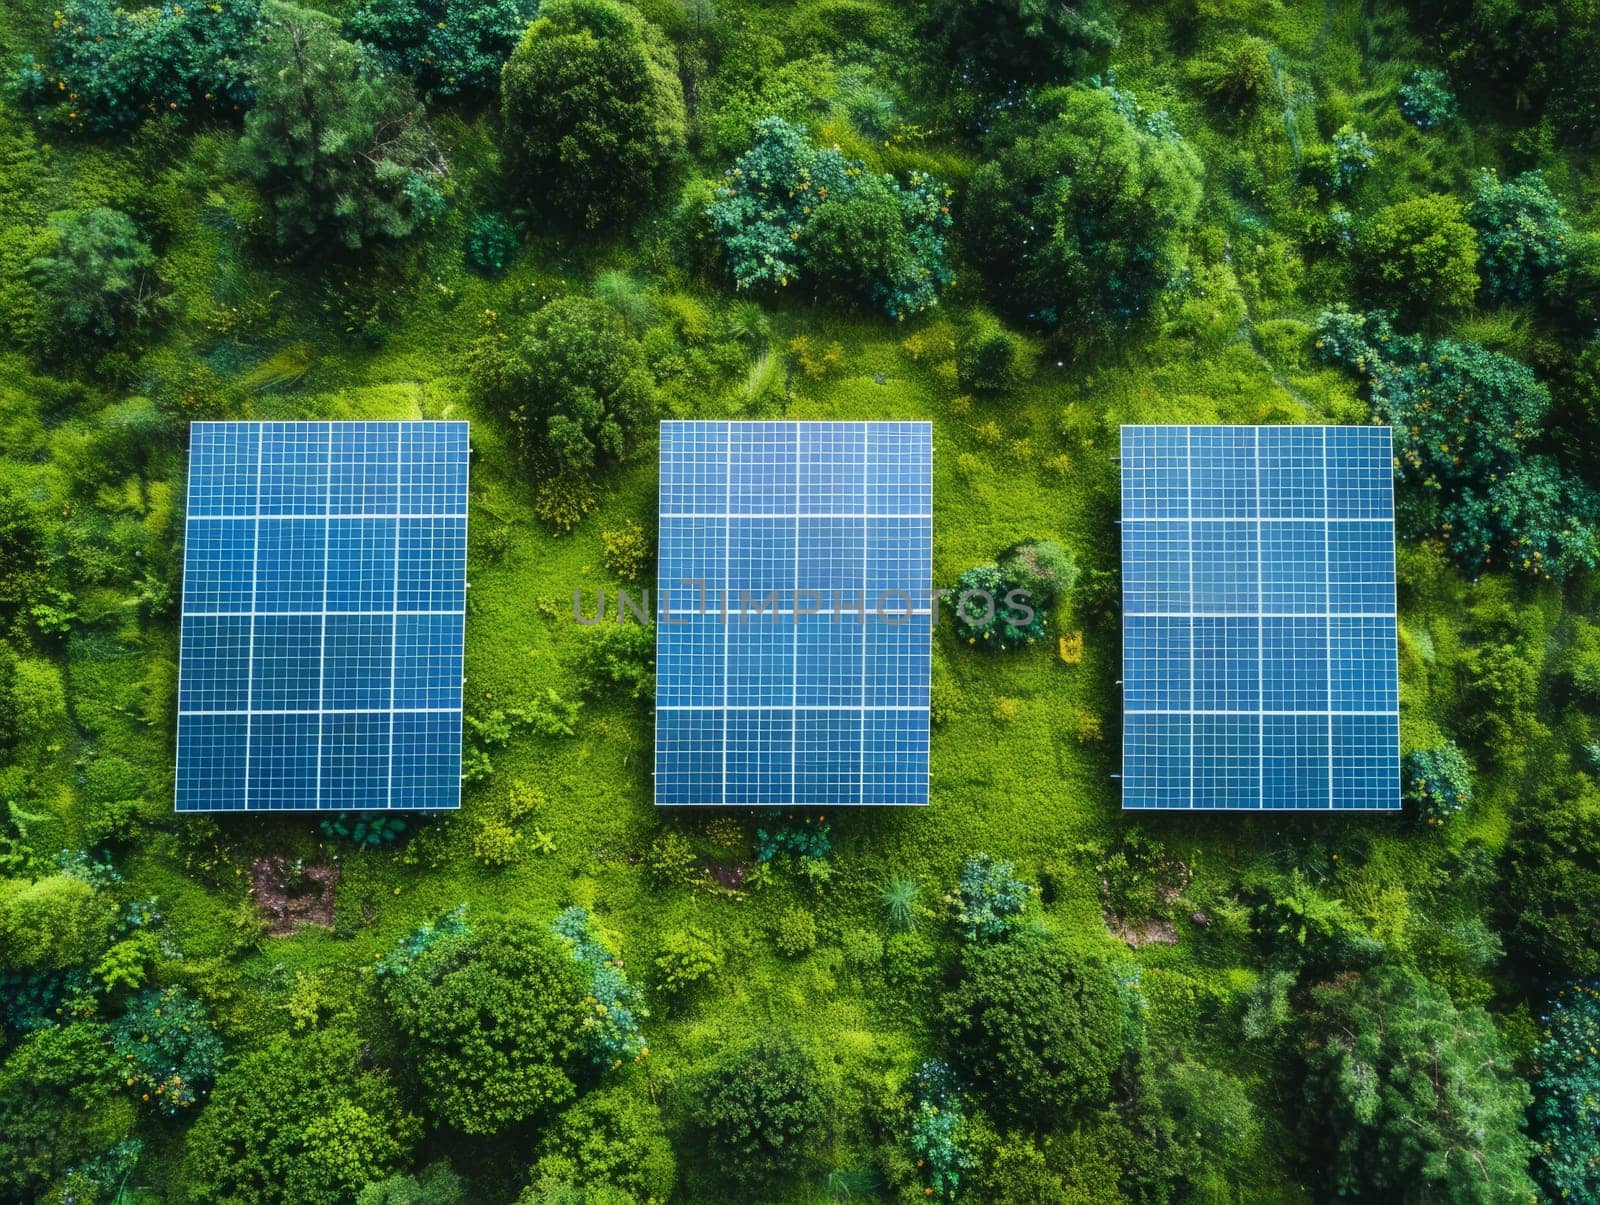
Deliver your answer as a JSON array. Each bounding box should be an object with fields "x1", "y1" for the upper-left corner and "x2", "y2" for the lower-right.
[{"x1": 1, "y1": 0, "x2": 1600, "y2": 1200}]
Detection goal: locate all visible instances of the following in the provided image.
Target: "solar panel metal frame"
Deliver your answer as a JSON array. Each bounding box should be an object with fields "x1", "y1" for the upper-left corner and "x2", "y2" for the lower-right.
[
  {"x1": 1119, "y1": 424, "x2": 1400, "y2": 811},
  {"x1": 174, "y1": 421, "x2": 469, "y2": 812},
  {"x1": 654, "y1": 420, "x2": 933, "y2": 807}
]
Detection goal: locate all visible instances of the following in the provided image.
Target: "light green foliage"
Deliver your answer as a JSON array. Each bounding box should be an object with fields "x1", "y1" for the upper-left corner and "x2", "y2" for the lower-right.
[
  {"x1": 471, "y1": 296, "x2": 655, "y2": 479},
  {"x1": 643, "y1": 830, "x2": 698, "y2": 886},
  {"x1": 0, "y1": 1022, "x2": 129, "y2": 1201},
  {"x1": 881, "y1": 874, "x2": 921, "y2": 931},
  {"x1": 553, "y1": 905, "x2": 648, "y2": 1069},
  {"x1": 1158, "y1": 1062, "x2": 1263, "y2": 1197},
  {"x1": 1357, "y1": 194, "x2": 1480, "y2": 316},
  {"x1": 180, "y1": 1028, "x2": 420, "y2": 1205},
  {"x1": 110, "y1": 986, "x2": 223, "y2": 1115},
  {"x1": 350, "y1": 0, "x2": 538, "y2": 97},
  {"x1": 570, "y1": 621, "x2": 655, "y2": 702},
  {"x1": 696, "y1": 1036, "x2": 830, "y2": 1188},
  {"x1": 241, "y1": 3, "x2": 447, "y2": 251},
  {"x1": 1304, "y1": 964, "x2": 1535, "y2": 1202},
  {"x1": 14, "y1": 0, "x2": 259, "y2": 132},
  {"x1": 501, "y1": 0, "x2": 686, "y2": 229},
  {"x1": 964, "y1": 84, "x2": 1202, "y2": 335},
  {"x1": 1403, "y1": 743, "x2": 1473, "y2": 826},
  {"x1": 27, "y1": 208, "x2": 158, "y2": 345},
  {"x1": 1559, "y1": 619, "x2": 1600, "y2": 704},
  {"x1": 1304, "y1": 126, "x2": 1376, "y2": 196},
  {"x1": 652, "y1": 928, "x2": 720, "y2": 999},
  {"x1": 381, "y1": 914, "x2": 588, "y2": 1133},
  {"x1": 357, "y1": 1163, "x2": 467, "y2": 1205},
  {"x1": 600, "y1": 521, "x2": 650, "y2": 581},
  {"x1": 949, "y1": 854, "x2": 1031, "y2": 941},
  {"x1": 1470, "y1": 169, "x2": 1572, "y2": 304},
  {"x1": 773, "y1": 905, "x2": 818, "y2": 957},
  {"x1": 0, "y1": 873, "x2": 116, "y2": 970},
  {"x1": 532, "y1": 1086, "x2": 676, "y2": 1202}
]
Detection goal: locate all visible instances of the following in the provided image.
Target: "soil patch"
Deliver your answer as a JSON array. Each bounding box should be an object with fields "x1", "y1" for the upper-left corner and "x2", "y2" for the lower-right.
[{"x1": 251, "y1": 856, "x2": 339, "y2": 936}]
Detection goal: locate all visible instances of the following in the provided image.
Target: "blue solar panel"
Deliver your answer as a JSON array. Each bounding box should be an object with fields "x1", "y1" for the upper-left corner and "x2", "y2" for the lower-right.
[
  {"x1": 1120, "y1": 425, "x2": 1399, "y2": 811},
  {"x1": 175, "y1": 421, "x2": 468, "y2": 812},
  {"x1": 654, "y1": 421, "x2": 931, "y2": 806}
]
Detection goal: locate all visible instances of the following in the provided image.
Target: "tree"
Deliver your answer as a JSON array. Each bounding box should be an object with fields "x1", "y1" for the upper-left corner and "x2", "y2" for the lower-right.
[
  {"x1": 181, "y1": 1028, "x2": 419, "y2": 1205},
  {"x1": 1503, "y1": 777, "x2": 1600, "y2": 976},
  {"x1": 1303, "y1": 964, "x2": 1535, "y2": 1201},
  {"x1": 381, "y1": 914, "x2": 588, "y2": 1134},
  {"x1": 920, "y1": 0, "x2": 1117, "y2": 85},
  {"x1": 1357, "y1": 194, "x2": 1480, "y2": 316},
  {"x1": 111, "y1": 986, "x2": 224, "y2": 1115},
  {"x1": 0, "y1": 1022, "x2": 129, "y2": 1201},
  {"x1": 472, "y1": 296, "x2": 655, "y2": 482},
  {"x1": 941, "y1": 927, "x2": 1123, "y2": 1124},
  {"x1": 1195, "y1": 36, "x2": 1279, "y2": 114},
  {"x1": 27, "y1": 208, "x2": 158, "y2": 344},
  {"x1": 1404, "y1": 743, "x2": 1473, "y2": 825},
  {"x1": 240, "y1": 3, "x2": 448, "y2": 252},
  {"x1": 14, "y1": 0, "x2": 258, "y2": 132},
  {"x1": 964, "y1": 84, "x2": 1203, "y2": 336},
  {"x1": 349, "y1": 0, "x2": 539, "y2": 97},
  {"x1": 530, "y1": 1086, "x2": 676, "y2": 1201},
  {"x1": 1530, "y1": 981, "x2": 1600, "y2": 1203},
  {"x1": 1469, "y1": 169, "x2": 1571, "y2": 304},
  {"x1": 500, "y1": 0, "x2": 686, "y2": 229},
  {"x1": 696, "y1": 1036, "x2": 830, "y2": 1187}
]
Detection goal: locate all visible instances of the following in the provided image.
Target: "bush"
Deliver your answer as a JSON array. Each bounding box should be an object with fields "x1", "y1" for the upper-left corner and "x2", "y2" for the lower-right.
[
  {"x1": 0, "y1": 873, "x2": 117, "y2": 970},
  {"x1": 349, "y1": 0, "x2": 538, "y2": 97},
  {"x1": 1403, "y1": 744, "x2": 1473, "y2": 826},
  {"x1": 381, "y1": 914, "x2": 588, "y2": 1134},
  {"x1": 0, "y1": 1022, "x2": 129, "y2": 1201},
  {"x1": 471, "y1": 296, "x2": 655, "y2": 480},
  {"x1": 600, "y1": 521, "x2": 650, "y2": 581},
  {"x1": 111, "y1": 986, "x2": 223, "y2": 1115},
  {"x1": 956, "y1": 313, "x2": 1028, "y2": 394},
  {"x1": 773, "y1": 905, "x2": 819, "y2": 957},
  {"x1": 951, "y1": 564, "x2": 1047, "y2": 650},
  {"x1": 1503, "y1": 779, "x2": 1600, "y2": 975},
  {"x1": 950, "y1": 854, "x2": 1031, "y2": 941},
  {"x1": 1469, "y1": 169, "x2": 1572, "y2": 304},
  {"x1": 27, "y1": 208, "x2": 158, "y2": 344},
  {"x1": 942, "y1": 928, "x2": 1123, "y2": 1124},
  {"x1": 181, "y1": 1028, "x2": 420, "y2": 1205},
  {"x1": 643, "y1": 830, "x2": 698, "y2": 886},
  {"x1": 652, "y1": 928, "x2": 720, "y2": 999},
  {"x1": 1195, "y1": 36, "x2": 1278, "y2": 114},
  {"x1": 1304, "y1": 126, "x2": 1376, "y2": 196},
  {"x1": 1398, "y1": 69, "x2": 1457, "y2": 129},
  {"x1": 241, "y1": 3, "x2": 447, "y2": 252},
  {"x1": 1559, "y1": 620, "x2": 1600, "y2": 704},
  {"x1": 357, "y1": 1164, "x2": 466, "y2": 1205},
  {"x1": 921, "y1": 0, "x2": 1116, "y2": 84},
  {"x1": 1357, "y1": 194, "x2": 1480, "y2": 316},
  {"x1": 705, "y1": 118, "x2": 953, "y2": 318},
  {"x1": 697, "y1": 1036, "x2": 830, "y2": 1188},
  {"x1": 1530, "y1": 981, "x2": 1600, "y2": 1203},
  {"x1": 465, "y1": 212, "x2": 519, "y2": 278},
  {"x1": 500, "y1": 0, "x2": 686, "y2": 229},
  {"x1": 997, "y1": 540, "x2": 1078, "y2": 612},
  {"x1": 531, "y1": 1086, "x2": 676, "y2": 1201},
  {"x1": 1303, "y1": 964, "x2": 1535, "y2": 1201},
  {"x1": 964, "y1": 83, "x2": 1202, "y2": 335},
  {"x1": 552, "y1": 906, "x2": 648, "y2": 1069},
  {"x1": 14, "y1": 0, "x2": 258, "y2": 132}
]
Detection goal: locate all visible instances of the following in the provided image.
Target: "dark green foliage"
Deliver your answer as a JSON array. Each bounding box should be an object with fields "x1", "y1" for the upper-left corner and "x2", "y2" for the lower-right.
[
  {"x1": 1404, "y1": 743, "x2": 1473, "y2": 826},
  {"x1": 907, "y1": 1059, "x2": 976, "y2": 1200},
  {"x1": 956, "y1": 312, "x2": 1028, "y2": 394},
  {"x1": 1503, "y1": 777, "x2": 1600, "y2": 975},
  {"x1": 465, "y1": 211, "x2": 519, "y2": 278},
  {"x1": 0, "y1": 642, "x2": 17, "y2": 752},
  {"x1": 1255, "y1": 871, "x2": 1382, "y2": 971},
  {"x1": 357, "y1": 1163, "x2": 467, "y2": 1205},
  {"x1": 1195, "y1": 36, "x2": 1278, "y2": 114},
  {"x1": 27, "y1": 208, "x2": 158, "y2": 344},
  {"x1": 471, "y1": 295, "x2": 655, "y2": 479},
  {"x1": 1314, "y1": 308, "x2": 1600, "y2": 579},
  {"x1": 532, "y1": 1086, "x2": 676, "y2": 1201},
  {"x1": 696, "y1": 1035, "x2": 830, "y2": 1188},
  {"x1": 383, "y1": 913, "x2": 587, "y2": 1133},
  {"x1": 952, "y1": 564, "x2": 1046, "y2": 650},
  {"x1": 1304, "y1": 126, "x2": 1376, "y2": 196},
  {"x1": 552, "y1": 905, "x2": 647, "y2": 1068},
  {"x1": 1157, "y1": 1062, "x2": 1262, "y2": 1197},
  {"x1": 181, "y1": 1028, "x2": 420, "y2": 1205},
  {"x1": 110, "y1": 986, "x2": 223, "y2": 1116},
  {"x1": 1398, "y1": 68, "x2": 1456, "y2": 129},
  {"x1": 950, "y1": 854, "x2": 1030, "y2": 941},
  {"x1": 1469, "y1": 169, "x2": 1571, "y2": 304},
  {"x1": 964, "y1": 84, "x2": 1202, "y2": 335},
  {"x1": 942, "y1": 928, "x2": 1123, "y2": 1124},
  {"x1": 1303, "y1": 964, "x2": 1535, "y2": 1201},
  {"x1": 13, "y1": 0, "x2": 258, "y2": 133},
  {"x1": 500, "y1": 0, "x2": 686, "y2": 229},
  {"x1": 349, "y1": 0, "x2": 539, "y2": 97},
  {"x1": 0, "y1": 1021, "x2": 128, "y2": 1201},
  {"x1": 0, "y1": 491, "x2": 46, "y2": 627},
  {"x1": 754, "y1": 817, "x2": 831, "y2": 862},
  {"x1": 1530, "y1": 981, "x2": 1600, "y2": 1202},
  {"x1": 921, "y1": 0, "x2": 1117, "y2": 85},
  {"x1": 704, "y1": 118, "x2": 953, "y2": 317},
  {"x1": 320, "y1": 811, "x2": 408, "y2": 847},
  {"x1": 240, "y1": 3, "x2": 448, "y2": 252},
  {"x1": 1357, "y1": 194, "x2": 1480, "y2": 316}
]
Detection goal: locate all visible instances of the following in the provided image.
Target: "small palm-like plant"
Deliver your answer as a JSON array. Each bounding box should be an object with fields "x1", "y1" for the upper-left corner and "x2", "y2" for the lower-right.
[{"x1": 881, "y1": 874, "x2": 920, "y2": 931}]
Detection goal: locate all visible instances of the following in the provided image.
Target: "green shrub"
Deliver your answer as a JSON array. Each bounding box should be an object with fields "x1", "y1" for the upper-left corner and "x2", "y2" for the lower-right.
[
  {"x1": 1470, "y1": 169, "x2": 1572, "y2": 304},
  {"x1": 949, "y1": 854, "x2": 1030, "y2": 941},
  {"x1": 552, "y1": 905, "x2": 648, "y2": 1069},
  {"x1": 1195, "y1": 36, "x2": 1279, "y2": 114},
  {"x1": 1357, "y1": 194, "x2": 1480, "y2": 316},
  {"x1": 14, "y1": 0, "x2": 258, "y2": 133},
  {"x1": 1530, "y1": 981, "x2": 1600, "y2": 1203},
  {"x1": 600, "y1": 521, "x2": 650, "y2": 581},
  {"x1": 1503, "y1": 779, "x2": 1600, "y2": 976},
  {"x1": 241, "y1": 3, "x2": 447, "y2": 252},
  {"x1": 181, "y1": 1028, "x2": 420, "y2": 1205},
  {"x1": 501, "y1": 0, "x2": 686, "y2": 229},
  {"x1": 0, "y1": 1022, "x2": 129, "y2": 1201},
  {"x1": 1398, "y1": 69, "x2": 1457, "y2": 130},
  {"x1": 881, "y1": 874, "x2": 921, "y2": 931},
  {"x1": 956, "y1": 313, "x2": 1028, "y2": 394},
  {"x1": 27, "y1": 208, "x2": 158, "y2": 344},
  {"x1": 951, "y1": 564, "x2": 1047, "y2": 650},
  {"x1": 0, "y1": 873, "x2": 117, "y2": 970},
  {"x1": 697, "y1": 1036, "x2": 830, "y2": 1188},
  {"x1": 942, "y1": 928, "x2": 1123, "y2": 1125},
  {"x1": 465, "y1": 212, "x2": 519, "y2": 278},
  {"x1": 652, "y1": 928, "x2": 720, "y2": 999},
  {"x1": 964, "y1": 83, "x2": 1202, "y2": 335},
  {"x1": 1403, "y1": 743, "x2": 1473, "y2": 826},
  {"x1": 997, "y1": 540, "x2": 1078, "y2": 612},
  {"x1": 921, "y1": 0, "x2": 1116, "y2": 84},
  {"x1": 350, "y1": 0, "x2": 538, "y2": 97},
  {"x1": 357, "y1": 1163, "x2": 466, "y2": 1205},
  {"x1": 773, "y1": 905, "x2": 818, "y2": 957},
  {"x1": 531, "y1": 1086, "x2": 676, "y2": 1201},
  {"x1": 1559, "y1": 621, "x2": 1600, "y2": 704},
  {"x1": 110, "y1": 986, "x2": 223, "y2": 1116},
  {"x1": 1303, "y1": 126, "x2": 1376, "y2": 196},
  {"x1": 907, "y1": 1060, "x2": 977, "y2": 1201},
  {"x1": 643, "y1": 830, "x2": 698, "y2": 886}
]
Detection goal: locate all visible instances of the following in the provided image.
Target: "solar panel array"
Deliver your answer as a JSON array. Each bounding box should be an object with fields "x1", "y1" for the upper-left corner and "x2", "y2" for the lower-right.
[
  {"x1": 1119, "y1": 425, "x2": 1399, "y2": 811},
  {"x1": 655, "y1": 421, "x2": 932, "y2": 806},
  {"x1": 176, "y1": 421, "x2": 468, "y2": 812}
]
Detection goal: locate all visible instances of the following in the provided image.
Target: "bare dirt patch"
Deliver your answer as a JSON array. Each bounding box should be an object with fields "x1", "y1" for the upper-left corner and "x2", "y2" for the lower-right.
[
  {"x1": 1105, "y1": 915, "x2": 1179, "y2": 948},
  {"x1": 251, "y1": 856, "x2": 339, "y2": 936}
]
